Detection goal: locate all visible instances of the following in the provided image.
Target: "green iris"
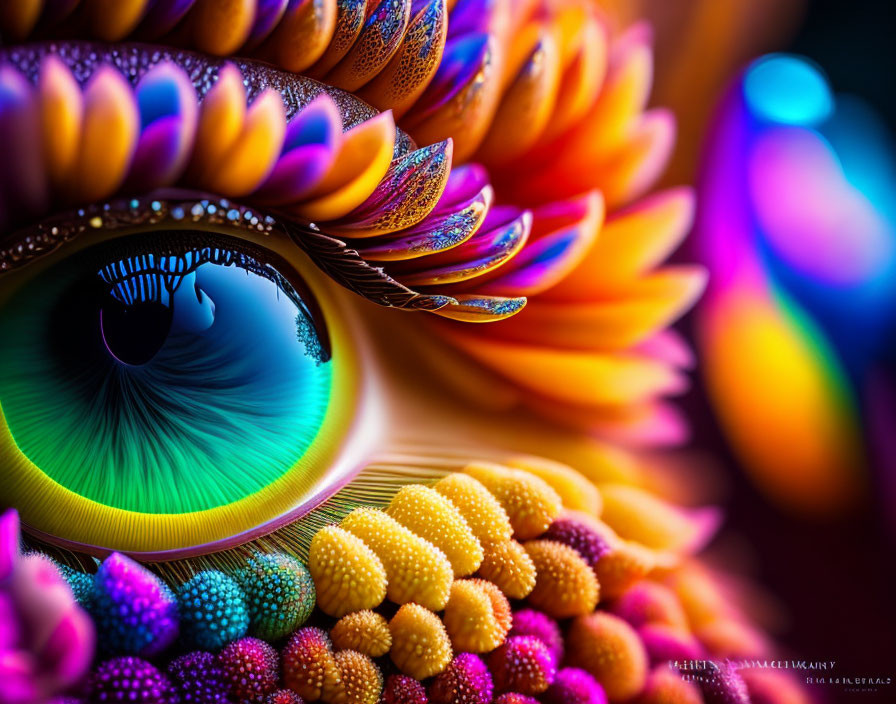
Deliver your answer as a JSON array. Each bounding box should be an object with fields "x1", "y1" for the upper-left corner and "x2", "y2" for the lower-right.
[{"x1": 0, "y1": 233, "x2": 333, "y2": 514}]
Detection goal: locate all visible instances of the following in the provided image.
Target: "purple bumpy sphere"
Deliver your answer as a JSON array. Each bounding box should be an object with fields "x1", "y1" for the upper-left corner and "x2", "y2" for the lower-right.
[
  {"x1": 167, "y1": 651, "x2": 229, "y2": 704},
  {"x1": 429, "y1": 652, "x2": 494, "y2": 704},
  {"x1": 89, "y1": 656, "x2": 176, "y2": 704}
]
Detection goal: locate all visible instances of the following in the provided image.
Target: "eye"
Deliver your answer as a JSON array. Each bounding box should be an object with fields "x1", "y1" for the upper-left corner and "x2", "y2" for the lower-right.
[{"x1": 0, "y1": 221, "x2": 369, "y2": 557}]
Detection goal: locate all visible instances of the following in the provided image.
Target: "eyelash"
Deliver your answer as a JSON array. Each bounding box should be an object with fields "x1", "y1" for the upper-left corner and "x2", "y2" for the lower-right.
[{"x1": 0, "y1": 193, "x2": 452, "y2": 312}]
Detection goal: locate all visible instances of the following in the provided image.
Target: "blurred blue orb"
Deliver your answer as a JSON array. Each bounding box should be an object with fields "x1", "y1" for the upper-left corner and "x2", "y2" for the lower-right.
[{"x1": 744, "y1": 54, "x2": 834, "y2": 126}]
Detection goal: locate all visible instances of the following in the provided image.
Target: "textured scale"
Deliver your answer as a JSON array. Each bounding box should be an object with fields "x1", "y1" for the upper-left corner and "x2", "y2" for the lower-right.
[
  {"x1": 432, "y1": 472, "x2": 513, "y2": 542},
  {"x1": 308, "y1": 525, "x2": 387, "y2": 617},
  {"x1": 333, "y1": 650, "x2": 383, "y2": 704},
  {"x1": 523, "y1": 540, "x2": 600, "y2": 619},
  {"x1": 330, "y1": 610, "x2": 393, "y2": 657},
  {"x1": 389, "y1": 603, "x2": 453, "y2": 680},
  {"x1": 477, "y1": 538, "x2": 537, "y2": 600},
  {"x1": 238, "y1": 553, "x2": 316, "y2": 641},
  {"x1": 385, "y1": 483, "x2": 483, "y2": 577},
  {"x1": 176, "y1": 570, "x2": 250, "y2": 651},
  {"x1": 505, "y1": 456, "x2": 602, "y2": 516},
  {"x1": 340, "y1": 508, "x2": 454, "y2": 610},
  {"x1": 488, "y1": 635, "x2": 556, "y2": 696},
  {"x1": 89, "y1": 657, "x2": 177, "y2": 704},
  {"x1": 282, "y1": 627, "x2": 344, "y2": 702},
  {"x1": 443, "y1": 578, "x2": 512, "y2": 653},
  {"x1": 217, "y1": 637, "x2": 279, "y2": 703},
  {"x1": 565, "y1": 612, "x2": 648, "y2": 702},
  {"x1": 463, "y1": 463, "x2": 562, "y2": 539}
]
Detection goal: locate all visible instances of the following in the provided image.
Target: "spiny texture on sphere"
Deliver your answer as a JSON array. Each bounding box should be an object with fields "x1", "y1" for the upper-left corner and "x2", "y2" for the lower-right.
[
  {"x1": 238, "y1": 552, "x2": 315, "y2": 641},
  {"x1": 697, "y1": 662, "x2": 750, "y2": 704},
  {"x1": 443, "y1": 578, "x2": 512, "y2": 653},
  {"x1": 463, "y1": 463, "x2": 561, "y2": 540},
  {"x1": 543, "y1": 517, "x2": 612, "y2": 572},
  {"x1": 639, "y1": 666, "x2": 703, "y2": 704},
  {"x1": 330, "y1": 610, "x2": 392, "y2": 657},
  {"x1": 523, "y1": 540, "x2": 599, "y2": 618},
  {"x1": 492, "y1": 695, "x2": 538, "y2": 704},
  {"x1": 91, "y1": 552, "x2": 179, "y2": 656},
  {"x1": 433, "y1": 473, "x2": 513, "y2": 542},
  {"x1": 509, "y1": 610, "x2": 563, "y2": 665},
  {"x1": 217, "y1": 637, "x2": 279, "y2": 703},
  {"x1": 488, "y1": 636, "x2": 556, "y2": 696},
  {"x1": 543, "y1": 668, "x2": 608, "y2": 704},
  {"x1": 429, "y1": 652, "x2": 494, "y2": 704},
  {"x1": 177, "y1": 570, "x2": 249, "y2": 650},
  {"x1": 89, "y1": 657, "x2": 176, "y2": 704},
  {"x1": 594, "y1": 541, "x2": 655, "y2": 600},
  {"x1": 53, "y1": 560, "x2": 94, "y2": 607},
  {"x1": 477, "y1": 538, "x2": 536, "y2": 600},
  {"x1": 566, "y1": 612, "x2": 648, "y2": 702},
  {"x1": 333, "y1": 649, "x2": 383, "y2": 704},
  {"x1": 389, "y1": 603, "x2": 453, "y2": 680},
  {"x1": 386, "y1": 484, "x2": 484, "y2": 577},
  {"x1": 382, "y1": 674, "x2": 428, "y2": 704},
  {"x1": 308, "y1": 525, "x2": 387, "y2": 617},
  {"x1": 505, "y1": 456, "x2": 603, "y2": 516},
  {"x1": 167, "y1": 651, "x2": 229, "y2": 704},
  {"x1": 341, "y1": 508, "x2": 453, "y2": 611},
  {"x1": 265, "y1": 690, "x2": 306, "y2": 704},
  {"x1": 282, "y1": 627, "x2": 343, "y2": 702},
  {"x1": 610, "y1": 581, "x2": 689, "y2": 631}
]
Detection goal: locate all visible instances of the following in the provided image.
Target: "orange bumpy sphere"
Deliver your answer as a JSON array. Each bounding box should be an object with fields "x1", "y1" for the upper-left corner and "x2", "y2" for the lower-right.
[
  {"x1": 523, "y1": 540, "x2": 600, "y2": 618},
  {"x1": 389, "y1": 603, "x2": 453, "y2": 680},
  {"x1": 595, "y1": 540, "x2": 656, "y2": 600},
  {"x1": 333, "y1": 650, "x2": 383, "y2": 704},
  {"x1": 566, "y1": 612, "x2": 648, "y2": 702},
  {"x1": 282, "y1": 627, "x2": 343, "y2": 702},
  {"x1": 330, "y1": 610, "x2": 393, "y2": 658},
  {"x1": 341, "y1": 508, "x2": 453, "y2": 611},
  {"x1": 639, "y1": 665, "x2": 703, "y2": 704},
  {"x1": 308, "y1": 525, "x2": 388, "y2": 617},
  {"x1": 478, "y1": 538, "x2": 537, "y2": 600},
  {"x1": 386, "y1": 484, "x2": 483, "y2": 577},
  {"x1": 443, "y1": 578, "x2": 513, "y2": 653},
  {"x1": 463, "y1": 463, "x2": 562, "y2": 540},
  {"x1": 433, "y1": 473, "x2": 513, "y2": 542}
]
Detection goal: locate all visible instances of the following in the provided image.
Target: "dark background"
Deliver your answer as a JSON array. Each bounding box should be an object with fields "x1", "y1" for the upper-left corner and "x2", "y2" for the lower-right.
[{"x1": 688, "y1": 1, "x2": 896, "y2": 700}]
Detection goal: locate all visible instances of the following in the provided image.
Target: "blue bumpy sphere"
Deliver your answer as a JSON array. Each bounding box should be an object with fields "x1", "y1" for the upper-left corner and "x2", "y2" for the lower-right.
[
  {"x1": 238, "y1": 552, "x2": 316, "y2": 641},
  {"x1": 177, "y1": 570, "x2": 250, "y2": 650}
]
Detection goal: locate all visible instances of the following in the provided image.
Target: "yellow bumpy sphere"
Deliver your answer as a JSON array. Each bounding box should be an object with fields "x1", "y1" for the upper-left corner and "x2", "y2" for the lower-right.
[
  {"x1": 388, "y1": 603, "x2": 453, "y2": 680},
  {"x1": 433, "y1": 473, "x2": 513, "y2": 542},
  {"x1": 308, "y1": 525, "x2": 388, "y2": 617},
  {"x1": 506, "y1": 455, "x2": 603, "y2": 516},
  {"x1": 341, "y1": 508, "x2": 453, "y2": 611},
  {"x1": 330, "y1": 610, "x2": 393, "y2": 658},
  {"x1": 333, "y1": 650, "x2": 383, "y2": 704},
  {"x1": 463, "y1": 462, "x2": 562, "y2": 539},
  {"x1": 523, "y1": 540, "x2": 600, "y2": 618},
  {"x1": 566, "y1": 612, "x2": 649, "y2": 702},
  {"x1": 477, "y1": 538, "x2": 537, "y2": 600},
  {"x1": 386, "y1": 484, "x2": 484, "y2": 577},
  {"x1": 443, "y1": 578, "x2": 512, "y2": 653}
]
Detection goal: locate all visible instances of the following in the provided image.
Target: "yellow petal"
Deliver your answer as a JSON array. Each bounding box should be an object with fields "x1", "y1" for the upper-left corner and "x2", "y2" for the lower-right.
[
  {"x1": 188, "y1": 64, "x2": 246, "y2": 183},
  {"x1": 444, "y1": 331, "x2": 686, "y2": 406},
  {"x1": 38, "y1": 56, "x2": 83, "y2": 189},
  {"x1": 265, "y1": 0, "x2": 338, "y2": 73},
  {"x1": 200, "y1": 89, "x2": 286, "y2": 196},
  {"x1": 69, "y1": 66, "x2": 138, "y2": 203},
  {"x1": 293, "y1": 111, "x2": 396, "y2": 222},
  {"x1": 85, "y1": 0, "x2": 151, "y2": 41},
  {"x1": 547, "y1": 187, "x2": 695, "y2": 299},
  {"x1": 190, "y1": 0, "x2": 256, "y2": 55}
]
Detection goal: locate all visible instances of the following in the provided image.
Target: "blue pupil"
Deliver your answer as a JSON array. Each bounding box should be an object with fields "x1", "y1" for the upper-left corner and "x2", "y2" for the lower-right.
[{"x1": 0, "y1": 234, "x2": 333, "y2": 514}]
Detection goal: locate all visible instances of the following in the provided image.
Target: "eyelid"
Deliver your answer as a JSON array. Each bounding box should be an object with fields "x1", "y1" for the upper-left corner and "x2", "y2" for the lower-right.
[{"x1": 0, "y1": 43, "x2": 528, "y2": 321}]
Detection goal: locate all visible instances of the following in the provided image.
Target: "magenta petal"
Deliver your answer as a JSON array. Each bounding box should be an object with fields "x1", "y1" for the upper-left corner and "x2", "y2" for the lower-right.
[
  {"x1": 245, "y1": 0, "x2": 290, "y2": 47},
  {"x1": 437, "y1": 163, "x2": 490, "y2": 210},
  {"x1": 138, "y1": 0, "x2": 198, "y2": 38},
  {"x1": 254, "y1": 144, "x2": 334, "y2": 203},
  {"x1": 128, "y1": 116, "x2": 186, "y2": 191},
  {"x1": 0, "y1": 652, "x2": 40, "y2": 704},
  {"x1": 38, "y1": 611, "x2": 95, "y2": 691},
  {"x1": 0, "y1": 509, "x2": 19, "y2": 581}
]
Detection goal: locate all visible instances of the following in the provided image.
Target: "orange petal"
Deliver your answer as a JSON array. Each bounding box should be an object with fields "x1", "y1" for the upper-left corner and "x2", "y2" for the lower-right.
[
  {"x1": 38, "y1": 56, "x2": 83, "y2": 190},
  {"x1": 85, "y1": 0, "x2": 151, "y2": 40},
  {"x1": 190, "y1": 0, "x2": 257, "y2": 55},
  {"x1": 264, "y1": 0, "x2": 338, "y2": 73},
  {"x1": 188, "y1": 64, "x2": 246, "y2": 183}
]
